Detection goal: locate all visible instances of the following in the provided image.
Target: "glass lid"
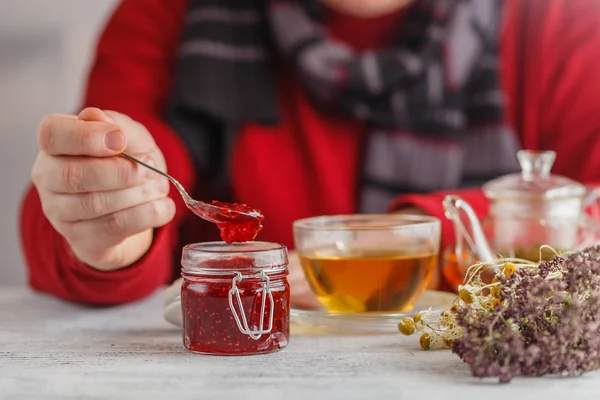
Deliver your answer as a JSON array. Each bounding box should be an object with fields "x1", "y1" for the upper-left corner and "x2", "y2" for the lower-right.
[{"x1": 482, "y1": 150, "x2": 586, "y2": 200}]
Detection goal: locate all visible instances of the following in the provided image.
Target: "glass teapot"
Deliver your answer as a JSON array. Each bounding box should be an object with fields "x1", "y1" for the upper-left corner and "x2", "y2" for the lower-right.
[{"x1": 441, "y1": 150, "x2": 600, "y2": 290}]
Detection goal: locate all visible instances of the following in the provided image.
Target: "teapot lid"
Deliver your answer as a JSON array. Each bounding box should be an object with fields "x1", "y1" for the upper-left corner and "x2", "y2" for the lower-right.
[{"x1": 482, "y1": 150, "x2": 586, "y2": 200}]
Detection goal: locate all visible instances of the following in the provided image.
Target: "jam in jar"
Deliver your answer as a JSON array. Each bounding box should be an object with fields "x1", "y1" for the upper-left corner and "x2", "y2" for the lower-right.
[{"x1": 181, "y1": 241, "x2": 290, "y2": 355}]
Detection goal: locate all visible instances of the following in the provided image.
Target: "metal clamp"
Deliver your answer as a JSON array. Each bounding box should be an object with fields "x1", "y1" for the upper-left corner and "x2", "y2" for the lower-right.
[{"x1": 228, "y1": 270, "x2": 275, "y2": 340}]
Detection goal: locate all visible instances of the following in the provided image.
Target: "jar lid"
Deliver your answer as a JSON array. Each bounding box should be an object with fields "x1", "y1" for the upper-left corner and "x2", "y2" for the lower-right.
[
  {"x1": 482, "y1": 150, "x2": 586, "y2": 200},
  {"x1": 181, "y1": 241, "x2": 288, "y2": 275}
]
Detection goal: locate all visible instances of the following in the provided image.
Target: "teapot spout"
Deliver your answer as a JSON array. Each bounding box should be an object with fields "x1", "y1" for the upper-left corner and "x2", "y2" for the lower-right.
[{"x1": 443, "y1": 195, "x2": 495, "y2": 263}]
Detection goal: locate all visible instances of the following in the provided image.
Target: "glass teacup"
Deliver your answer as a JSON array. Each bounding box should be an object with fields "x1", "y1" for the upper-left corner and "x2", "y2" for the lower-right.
[{"x1": 293, "y1": 214, "x2": 441, "y2": 313}]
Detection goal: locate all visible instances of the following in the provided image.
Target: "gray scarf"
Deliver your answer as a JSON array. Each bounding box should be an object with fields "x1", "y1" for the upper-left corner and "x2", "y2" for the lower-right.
[{"x1": 165, "y1": 0, "x2": 520, "y2": 212}]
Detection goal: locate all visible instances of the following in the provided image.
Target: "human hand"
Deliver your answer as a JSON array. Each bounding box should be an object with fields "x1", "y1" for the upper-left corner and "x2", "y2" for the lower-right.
[
  {"x1": 31, "y1": 107, "x2": 175, "y2": 271},
  {"x1": 288, "y1": 250, "x2": 321, "y2": 310}
]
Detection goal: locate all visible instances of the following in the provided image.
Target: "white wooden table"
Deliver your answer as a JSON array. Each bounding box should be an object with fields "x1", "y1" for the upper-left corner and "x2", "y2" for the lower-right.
[{"x1": 2, "y1": 288, "x2": 600, "y2": 399}]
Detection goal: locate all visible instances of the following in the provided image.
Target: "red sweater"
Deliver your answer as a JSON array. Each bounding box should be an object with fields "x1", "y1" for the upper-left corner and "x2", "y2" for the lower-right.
[{"x1": 19, "y1": 0, "x2": 600, "y2": 305}]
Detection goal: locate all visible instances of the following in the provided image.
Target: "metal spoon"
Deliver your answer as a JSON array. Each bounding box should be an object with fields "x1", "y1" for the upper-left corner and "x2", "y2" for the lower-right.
[{"x1": 120, "y1": 153, "x2": 262, "y2": 224}]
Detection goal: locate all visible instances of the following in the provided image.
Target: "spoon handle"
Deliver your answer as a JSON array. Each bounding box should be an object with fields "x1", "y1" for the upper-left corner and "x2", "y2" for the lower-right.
[
  {"x1": 120, "y1": 153, "x2": 193, "y2": 203},
  {"x1": 120, "y1": 153, "x2": 261, "y2": 227},
  {"x1": 121, "y1": 153, "x2": 166, "y2": 178}
]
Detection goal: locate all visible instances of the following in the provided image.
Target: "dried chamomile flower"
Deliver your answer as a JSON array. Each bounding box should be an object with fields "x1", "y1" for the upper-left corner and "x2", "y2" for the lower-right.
[
  {"x1": 401, "y1": 244, "x2": 600, "y2": 383},
  {"x1": 398, "y1": 317, "x2": 415, "y2": 336},
  {"x1": 399, "y1": 305, "x2": 463, "y2": 350},
  {"x1": 458, "y1": 287, "x2": 473, "y2": 304},
  {"x1": 502, "y1": 262, "x2": 517, "y2": 276},
  {"x1": 418, "y1": 332, "x2": 447, "y2": 350},
  {"x1": 419, "y1": 333, "x2": 431, "y2": 350}
]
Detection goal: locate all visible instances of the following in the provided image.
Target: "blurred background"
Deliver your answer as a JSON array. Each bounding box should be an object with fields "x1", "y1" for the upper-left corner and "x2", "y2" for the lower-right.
[{"x1": 0, "y1": 0, "x2": 119, "y2": 286}]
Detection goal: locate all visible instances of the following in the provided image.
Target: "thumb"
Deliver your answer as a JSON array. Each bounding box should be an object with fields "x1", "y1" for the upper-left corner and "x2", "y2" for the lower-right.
[
  {"x1": 78, "y1": 107, "x2": 115, "y2": 124},
  {"x1": 102, "y1": 110, "x2": 157, "y2": 155},
  {"x1": 76, "y1": 107, "x2": 129, "y2": 156}
]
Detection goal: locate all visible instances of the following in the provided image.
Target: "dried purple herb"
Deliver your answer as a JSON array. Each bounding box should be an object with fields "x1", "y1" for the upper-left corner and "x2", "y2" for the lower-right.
[{"x1": 399, "y1": 245, "x2": 600, "y2": 383}]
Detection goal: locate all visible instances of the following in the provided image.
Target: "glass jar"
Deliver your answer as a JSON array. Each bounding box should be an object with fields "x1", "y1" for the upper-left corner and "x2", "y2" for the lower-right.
[{"x1": 180, "y1": 241, "x2": 290, "y2": 355}]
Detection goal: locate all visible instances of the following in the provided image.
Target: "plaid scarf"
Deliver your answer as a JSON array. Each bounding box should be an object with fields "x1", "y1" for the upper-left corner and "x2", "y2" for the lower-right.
[{"x1": 165, "y1": 0, "x2": 520, "y2": 213}]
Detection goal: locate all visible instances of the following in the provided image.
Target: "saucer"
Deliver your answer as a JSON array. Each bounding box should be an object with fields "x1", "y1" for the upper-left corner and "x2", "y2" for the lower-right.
[
  {"x1": 163, "y1": 278, "x2": 183, "y2": 327},
  {"x1": 162, "y1": 280, "x2": 455, "y2": 334},
  {"x1": 290, "y1": 290, "x2": 455, "y2": 334}
]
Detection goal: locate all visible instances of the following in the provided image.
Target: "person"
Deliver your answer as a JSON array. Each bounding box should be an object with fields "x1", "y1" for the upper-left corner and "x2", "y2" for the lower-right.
[{"x1": 20, "y1": 0, "x2": 600, "y2": 306}]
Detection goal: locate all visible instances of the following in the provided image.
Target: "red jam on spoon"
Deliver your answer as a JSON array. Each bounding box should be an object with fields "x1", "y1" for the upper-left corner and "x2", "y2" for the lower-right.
[
  {"x1": 201, "y1": 201, "x2": 264, "y2": 243},
  {"x1": 117, "y1": 153, "x2": 263, "y2": 243}
]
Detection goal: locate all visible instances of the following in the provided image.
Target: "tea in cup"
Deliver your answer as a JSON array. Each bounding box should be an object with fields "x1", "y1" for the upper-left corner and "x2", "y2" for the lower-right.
[{"x1": 293, "y1": 214, "x2": 441, "y2": 313}]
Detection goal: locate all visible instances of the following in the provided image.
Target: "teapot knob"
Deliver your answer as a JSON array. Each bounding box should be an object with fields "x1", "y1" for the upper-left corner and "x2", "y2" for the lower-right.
[{"x1": 517, "y1": 150, "x2": 556, "y2": 181}]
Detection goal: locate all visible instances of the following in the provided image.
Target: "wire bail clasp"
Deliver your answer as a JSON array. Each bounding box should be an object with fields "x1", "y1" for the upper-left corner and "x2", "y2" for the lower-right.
[{"x1": 228, "y1": 270, "x2": 275, "y2": 340}]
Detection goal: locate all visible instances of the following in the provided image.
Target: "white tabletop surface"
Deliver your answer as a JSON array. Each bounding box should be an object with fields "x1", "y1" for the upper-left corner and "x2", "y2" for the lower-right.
[{"x1": 2, "y1": 288, "x2": 600, "y2": 400}]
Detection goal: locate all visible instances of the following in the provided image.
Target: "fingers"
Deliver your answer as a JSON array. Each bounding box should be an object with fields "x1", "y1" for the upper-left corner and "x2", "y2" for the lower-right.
[
  {"x1": 68, "y1": 229, "x2": 156, "y2": 272},
  {"x1": 48, "y1": 177, "x2": 170, "y2": 222},
  {"x1": 32, "y1": 151, "x2": 158, "y2": 194},
  {"x1": 64, "y1": 197, "x2": 176, "y2": 248},
  {"x1": 38, "y1": 108, "x2": 159, "y2": 159},
  {"x1": 33, "y1": 108, "x2": 173, "y2": 271},
  {"x1": 38, "y1": 114, "x2": 125, "y2": 157}
]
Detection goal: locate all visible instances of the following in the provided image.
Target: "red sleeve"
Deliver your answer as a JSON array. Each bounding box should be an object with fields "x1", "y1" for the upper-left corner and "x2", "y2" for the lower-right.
[
  {"x1": 536, "y1": 0, "x2": 600, "y2": 188},
  {"x1": 19, "y1": 0, "x2": 193, "y2": 305}
]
